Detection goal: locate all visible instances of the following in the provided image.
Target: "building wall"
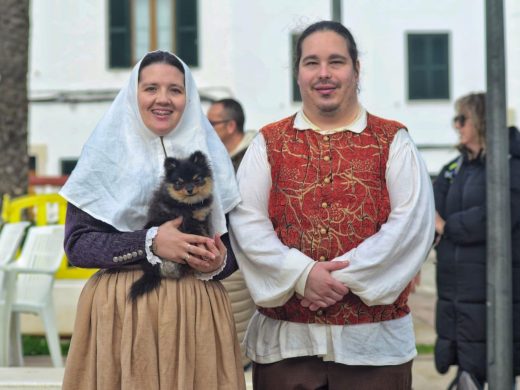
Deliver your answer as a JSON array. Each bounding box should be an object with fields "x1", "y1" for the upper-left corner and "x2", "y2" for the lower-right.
[{"x1": 28, "y1": 0, "x2": 517, "y2": 176}]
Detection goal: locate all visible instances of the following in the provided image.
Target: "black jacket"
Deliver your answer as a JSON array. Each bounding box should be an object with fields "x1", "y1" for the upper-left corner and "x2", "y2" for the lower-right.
[{"x1": 433, "y1": 127, "x2": 520, "y2": 382}]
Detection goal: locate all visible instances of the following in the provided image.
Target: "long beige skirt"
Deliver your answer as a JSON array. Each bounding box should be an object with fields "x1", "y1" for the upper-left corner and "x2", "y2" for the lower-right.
[{"x1": 62, "y1": 268, "x2": 246, "y2": 390}]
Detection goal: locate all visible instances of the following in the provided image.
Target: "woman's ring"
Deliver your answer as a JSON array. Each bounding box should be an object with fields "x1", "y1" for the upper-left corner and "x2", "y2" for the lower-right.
[{"x1": 184, "y1": 253, "x2": 190, "y2": 262}]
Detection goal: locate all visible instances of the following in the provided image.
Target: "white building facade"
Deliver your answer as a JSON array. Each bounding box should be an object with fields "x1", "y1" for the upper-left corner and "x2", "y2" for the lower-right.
[{"x1": 28, "y1": 0, "x2": 520, "y2": 176}]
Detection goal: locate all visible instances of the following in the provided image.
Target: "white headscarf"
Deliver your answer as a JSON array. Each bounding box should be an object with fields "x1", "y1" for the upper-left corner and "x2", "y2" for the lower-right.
[{"x1": 60, "y1": 52, "x2": 240, "y2": 234}]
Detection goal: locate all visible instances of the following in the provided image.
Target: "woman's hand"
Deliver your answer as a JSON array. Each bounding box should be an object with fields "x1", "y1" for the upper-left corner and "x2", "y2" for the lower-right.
[
  {"x1": 186, "y1": 233, "x2": 227, "y2": 274},
  {"x1": 153, "y1": 217, "x2": 216, "y2": 264},
  {"x1": 435, "y1": 211, "x2": 446, "y2": 235}
]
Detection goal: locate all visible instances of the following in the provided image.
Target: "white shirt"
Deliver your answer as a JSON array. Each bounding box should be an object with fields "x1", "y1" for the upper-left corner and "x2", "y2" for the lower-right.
[{"x1": 229, "y1": 108, "x2": 435, "y2": 365}]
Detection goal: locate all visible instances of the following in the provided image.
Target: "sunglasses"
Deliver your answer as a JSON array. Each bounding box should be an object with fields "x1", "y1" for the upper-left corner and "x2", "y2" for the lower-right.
[
  {"x1": 453, "y1": 114, "x2": 467, "y2": 127},
  {"x1": 209, "y1": 119, "x2": 231, "y2": 127}
]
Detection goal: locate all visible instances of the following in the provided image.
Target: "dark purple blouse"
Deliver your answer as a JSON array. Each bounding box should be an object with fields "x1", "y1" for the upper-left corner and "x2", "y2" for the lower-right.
[{"x1": 64, "y1": 203, "x2": 238, "y2": 280}]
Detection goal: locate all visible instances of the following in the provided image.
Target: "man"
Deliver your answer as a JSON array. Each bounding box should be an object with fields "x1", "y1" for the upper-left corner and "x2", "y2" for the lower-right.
[
  {"x1": 229, "y1": 21, "x2": 434, "y2": 389},
  {"x1": 207, "y1": 98, "x2": 256, "y2": 171},
  {"x1": 208, "y1": 97, "x2": 257, "y2": 367}
]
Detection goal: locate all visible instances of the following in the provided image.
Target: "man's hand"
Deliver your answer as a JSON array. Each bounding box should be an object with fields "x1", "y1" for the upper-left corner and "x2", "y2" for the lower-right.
[{"x1": 301, "y1": 261, "x2": 350, "y2": 311}]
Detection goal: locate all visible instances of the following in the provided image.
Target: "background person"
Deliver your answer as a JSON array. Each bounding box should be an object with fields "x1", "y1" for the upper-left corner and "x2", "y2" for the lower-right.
[
  {"x1": 229, "y1": 20, "x2": 434, "y2": 390},
  {"x1": 60, "y1": 51, "x2": 245, "y2": 390},
  {"x1": 433, "y1": 92, "x2": 520, "y2": 388},
  {"x1": 207, "y1": 98, "x2": 256, "y2": 171},
  {"x1": 208, "y1": 97, "x2": 257, "y2": 367}
]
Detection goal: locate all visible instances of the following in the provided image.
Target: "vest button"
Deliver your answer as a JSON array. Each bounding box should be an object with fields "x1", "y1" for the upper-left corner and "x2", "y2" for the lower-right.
[
  {"x1": 320, "y1": 228, "x2": 327, "y2": 235},
  {"x1": 319, "y1": 256, "x2": 326, "y2": 262},
  {"x1": 323, "y1": 155, "x2": 331, "y2": 162},
  {"x1": 316, "y1": 309, "x2": 324, "y2": 316},
  {"x1": 321, "y1": 202, "x2": 328, "y2": 208},
  {"x1": 323, "y1": 135, "x2": 330, "y2": 142},
  {"x1": 323, "y1": 177, "x2": 331, "y2": 184}
]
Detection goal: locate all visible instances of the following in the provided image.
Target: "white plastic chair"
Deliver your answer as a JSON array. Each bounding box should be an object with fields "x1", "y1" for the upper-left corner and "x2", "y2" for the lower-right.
[
  {"x1": 0, "y1": 221, "x2": 31, "y2": 293},
  {"x1": 0, "y1": 225, "x2": 65, "y2": 367}
]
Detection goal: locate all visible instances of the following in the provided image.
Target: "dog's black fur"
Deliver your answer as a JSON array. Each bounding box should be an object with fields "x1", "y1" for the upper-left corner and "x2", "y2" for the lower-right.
[{"x1": 129, "y1": 151, "x2": 213, "y2": 301}]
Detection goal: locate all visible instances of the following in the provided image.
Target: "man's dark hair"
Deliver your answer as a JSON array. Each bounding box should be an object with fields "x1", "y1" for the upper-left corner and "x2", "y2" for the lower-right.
[
  {"x1": 138, "y1": 50, "x2": 185, "y2": 82},
  {"x1": 293, "y1": 21, "x2": 359, "y2": 76},
  {"x1": 214, "y1": 98, "x2": 245, "y2": 133}
]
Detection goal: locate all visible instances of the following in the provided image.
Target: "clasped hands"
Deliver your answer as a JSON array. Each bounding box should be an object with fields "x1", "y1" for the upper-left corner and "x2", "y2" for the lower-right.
[
  {"x1": 299, "y1": 260, "x2": 350, "y2": 311},
  {"x1": 153, "y1": 217, "x2": 225, "y2": 273}
]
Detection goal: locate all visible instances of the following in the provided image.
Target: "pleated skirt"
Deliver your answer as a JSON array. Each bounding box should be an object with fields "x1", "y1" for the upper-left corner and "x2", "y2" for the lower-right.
[{"x1": 62, "y1": 268, "x2": 246, "y2": 390}]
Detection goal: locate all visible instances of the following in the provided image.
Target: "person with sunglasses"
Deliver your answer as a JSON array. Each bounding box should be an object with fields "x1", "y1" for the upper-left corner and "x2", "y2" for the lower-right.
[
  {"x1": 207, "y1": 98, "x2": 257, "y2": 172},
  {"x1": 433, "y1": 92, "x2": 520, "y2": 388}
]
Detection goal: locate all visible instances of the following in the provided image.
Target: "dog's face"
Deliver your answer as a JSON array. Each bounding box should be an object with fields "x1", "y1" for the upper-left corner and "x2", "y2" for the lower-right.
[{"x1": 164, "y1": 151, "x2": 213, "y2": 204}]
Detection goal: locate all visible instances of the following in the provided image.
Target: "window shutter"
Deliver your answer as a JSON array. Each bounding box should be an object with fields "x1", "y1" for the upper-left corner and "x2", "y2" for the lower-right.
[
  {"x1": 176, "y1": 0, "x2": 198, "y2": 66},
  {"x1": 292, "y1": 33, "x2": 302, "y2": 102},
  {"x1": 408, "y1": 33, "x2": 449, "y2": 100},
  {"x1": 109, "y1": 0, "x2": 132, "y2": 68}
]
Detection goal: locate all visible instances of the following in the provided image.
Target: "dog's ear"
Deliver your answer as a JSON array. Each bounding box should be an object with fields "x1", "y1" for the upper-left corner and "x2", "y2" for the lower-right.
[
  {"x1": 164, "y1": 157, "x2": 178, "y2": 173},
  {"x1": 190, "y1": 151, "x2": 207, "y2": 165}
]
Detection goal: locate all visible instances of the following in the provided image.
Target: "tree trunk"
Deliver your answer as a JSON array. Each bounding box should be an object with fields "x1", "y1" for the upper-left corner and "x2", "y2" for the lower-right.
[{"x1": 0, "y1": 0, "x2": 30, "y2": 205}]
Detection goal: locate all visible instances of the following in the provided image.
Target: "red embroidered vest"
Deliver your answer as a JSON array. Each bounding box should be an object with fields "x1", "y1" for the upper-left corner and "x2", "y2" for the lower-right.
[{"x1": 258, "y1": 113, "x2": 412, "y2": 325}]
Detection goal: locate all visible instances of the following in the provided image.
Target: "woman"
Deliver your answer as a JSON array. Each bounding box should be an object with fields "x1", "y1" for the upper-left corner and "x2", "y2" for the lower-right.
[
  {"x1": 60, "y1": 51, "x2": 246, "y2": 390},
  {"x1": 434, "y1": 92, "x2": 520, "y2": 388}
]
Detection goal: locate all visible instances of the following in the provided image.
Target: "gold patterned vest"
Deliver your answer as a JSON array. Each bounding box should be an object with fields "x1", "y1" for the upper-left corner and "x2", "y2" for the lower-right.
[{"x1": 258, "y1": 113, "x2": 412, "y2": 325}]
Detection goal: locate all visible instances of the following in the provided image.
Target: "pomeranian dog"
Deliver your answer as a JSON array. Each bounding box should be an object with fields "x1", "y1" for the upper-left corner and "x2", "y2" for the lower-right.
[{"x1": 129, "y1": 151, "x2": 213, "y2": 301}]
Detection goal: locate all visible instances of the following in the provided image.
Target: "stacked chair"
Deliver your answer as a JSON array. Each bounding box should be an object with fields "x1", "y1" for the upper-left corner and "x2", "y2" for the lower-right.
[{"x1": 0, "y1": 193, "x2": 66, "y2": 367}]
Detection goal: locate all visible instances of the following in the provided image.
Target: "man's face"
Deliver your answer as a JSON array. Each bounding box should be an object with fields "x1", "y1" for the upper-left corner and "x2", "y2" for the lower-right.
[
  {"x1": 207, "y1": 103, "x2": 232, "y2": 142},
  {"x1": 297, "y1": 30, "x2": 359, "y2": 120}
]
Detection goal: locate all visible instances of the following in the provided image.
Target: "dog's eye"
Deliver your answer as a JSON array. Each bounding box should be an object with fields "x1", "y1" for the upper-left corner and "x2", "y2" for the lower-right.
[{"x1": 193, "y1": 177, "x2": 203, "y2": 184}]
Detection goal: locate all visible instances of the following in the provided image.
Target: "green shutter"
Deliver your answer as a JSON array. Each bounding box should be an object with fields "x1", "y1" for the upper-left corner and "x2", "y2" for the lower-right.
[
  {"x1": 176, "y1": 0, "x2": 198, "y2": 66},
  {"x1": 292, "y1": 33, "x2": 302, "y2": 102},
  {"x1": 109, "y1": 0, "x2": 131, "y2": 68},
  {"x1": 408, "y1": 33, "x2": 449, "y2": 100}
]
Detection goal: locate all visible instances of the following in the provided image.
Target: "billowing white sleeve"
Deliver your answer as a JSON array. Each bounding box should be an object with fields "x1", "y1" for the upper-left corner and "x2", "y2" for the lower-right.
[
  {"x1": 332, "y1": 129, "x2": 435, "y2": 306},
  {"x1": 229, "y1": 134, "x2": 315, "y2": 307}
]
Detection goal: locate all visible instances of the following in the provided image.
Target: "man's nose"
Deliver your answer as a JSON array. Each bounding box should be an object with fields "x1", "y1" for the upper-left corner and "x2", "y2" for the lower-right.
[{"x1": 318, "y1": 64, "x2": 331, "y2": 79}]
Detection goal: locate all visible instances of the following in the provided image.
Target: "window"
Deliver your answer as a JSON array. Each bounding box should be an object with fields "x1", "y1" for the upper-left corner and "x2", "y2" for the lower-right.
[
  {"x1": 291, "y1": 33, "x2": 302, "y2": 102},
  {"x1": 407, "y1": 33, "x2": 449, "y2": 100},
  {"x1": 60, "y1": 159, "x2": 78, "y2": 175},
  {"x1": 109, "y1": 0, "x2": 198, "y2": 68}
]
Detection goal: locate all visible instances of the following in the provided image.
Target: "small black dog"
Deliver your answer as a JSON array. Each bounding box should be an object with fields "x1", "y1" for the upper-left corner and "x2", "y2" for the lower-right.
[{"x1": 129, "y1": 151, "x2": 213, "y2": 301}]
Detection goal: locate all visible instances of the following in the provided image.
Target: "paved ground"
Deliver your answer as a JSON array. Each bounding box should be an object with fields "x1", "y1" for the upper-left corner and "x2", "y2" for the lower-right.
[{"x1": 3, "y1": 253, "x2": 517, "y2": 389}]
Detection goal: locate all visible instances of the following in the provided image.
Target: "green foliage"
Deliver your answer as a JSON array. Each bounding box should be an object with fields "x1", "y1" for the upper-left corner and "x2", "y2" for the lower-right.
[
  {"x1": 22, "y1": 335, "x2": 71, "y2": 356},
  {"x1": 416, "y1": 344, "x2": 435, "y2": 355}
]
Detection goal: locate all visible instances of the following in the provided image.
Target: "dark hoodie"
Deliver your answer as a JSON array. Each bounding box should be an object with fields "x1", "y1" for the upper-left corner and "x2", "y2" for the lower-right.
[{"x1": 433, "y1": 126, "x2": 520, "y2": 383}]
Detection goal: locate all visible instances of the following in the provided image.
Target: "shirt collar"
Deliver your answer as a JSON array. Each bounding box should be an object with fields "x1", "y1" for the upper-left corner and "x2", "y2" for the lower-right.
[{"x1": 293, "y1": 105, "x2": 367, "y2": 135}]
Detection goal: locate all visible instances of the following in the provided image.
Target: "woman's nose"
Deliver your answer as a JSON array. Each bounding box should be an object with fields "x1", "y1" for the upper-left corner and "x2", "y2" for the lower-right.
[{"x1": 156, "y1": 88, "x2": 168, "y2": 102}]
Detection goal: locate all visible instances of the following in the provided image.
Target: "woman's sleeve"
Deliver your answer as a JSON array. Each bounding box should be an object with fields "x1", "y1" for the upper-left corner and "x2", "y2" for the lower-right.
[
  {"x1": 64, "y1": 203, "x2": 148, "y2": 268},
  {"x1": 433, "y1": 164, "x2": 451, "y2": 217}
]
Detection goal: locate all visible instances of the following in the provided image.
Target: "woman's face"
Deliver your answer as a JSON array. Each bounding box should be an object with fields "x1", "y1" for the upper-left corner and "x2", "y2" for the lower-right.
[
  {"x1": 454, "y1": 111, "x2": 480, "y2": 153},
  {"x1": 138, "y1": 63, "x2": 186, "y2": 136}
]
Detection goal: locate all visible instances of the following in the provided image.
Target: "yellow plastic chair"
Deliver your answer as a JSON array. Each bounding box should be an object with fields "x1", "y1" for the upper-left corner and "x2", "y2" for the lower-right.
[{"x1": 1, "y1": 194, "x2": 96, "y2": 279}]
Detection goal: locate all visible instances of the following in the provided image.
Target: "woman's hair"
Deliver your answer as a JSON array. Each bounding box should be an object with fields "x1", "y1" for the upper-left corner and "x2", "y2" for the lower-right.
[
  {"x1": 455, "y1": 92, "x2": 486, "y2": 148},
  {"x1": 138, "y1": 50, "x2": 185, "y2": 82},
  {"x1": 293, "y1": 20, "x2": 359, "y2": 76}
]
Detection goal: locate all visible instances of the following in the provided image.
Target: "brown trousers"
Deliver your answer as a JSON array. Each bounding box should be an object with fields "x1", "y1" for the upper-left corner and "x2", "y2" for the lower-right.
[{"x1": 253, "y1": 356, "x2": 413, "y2": 390}]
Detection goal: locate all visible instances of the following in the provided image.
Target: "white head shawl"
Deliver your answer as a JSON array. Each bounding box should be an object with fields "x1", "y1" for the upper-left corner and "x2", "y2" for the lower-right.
[{"x1": 60, "y1": 53, "x2": 240, "y2": 233}]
